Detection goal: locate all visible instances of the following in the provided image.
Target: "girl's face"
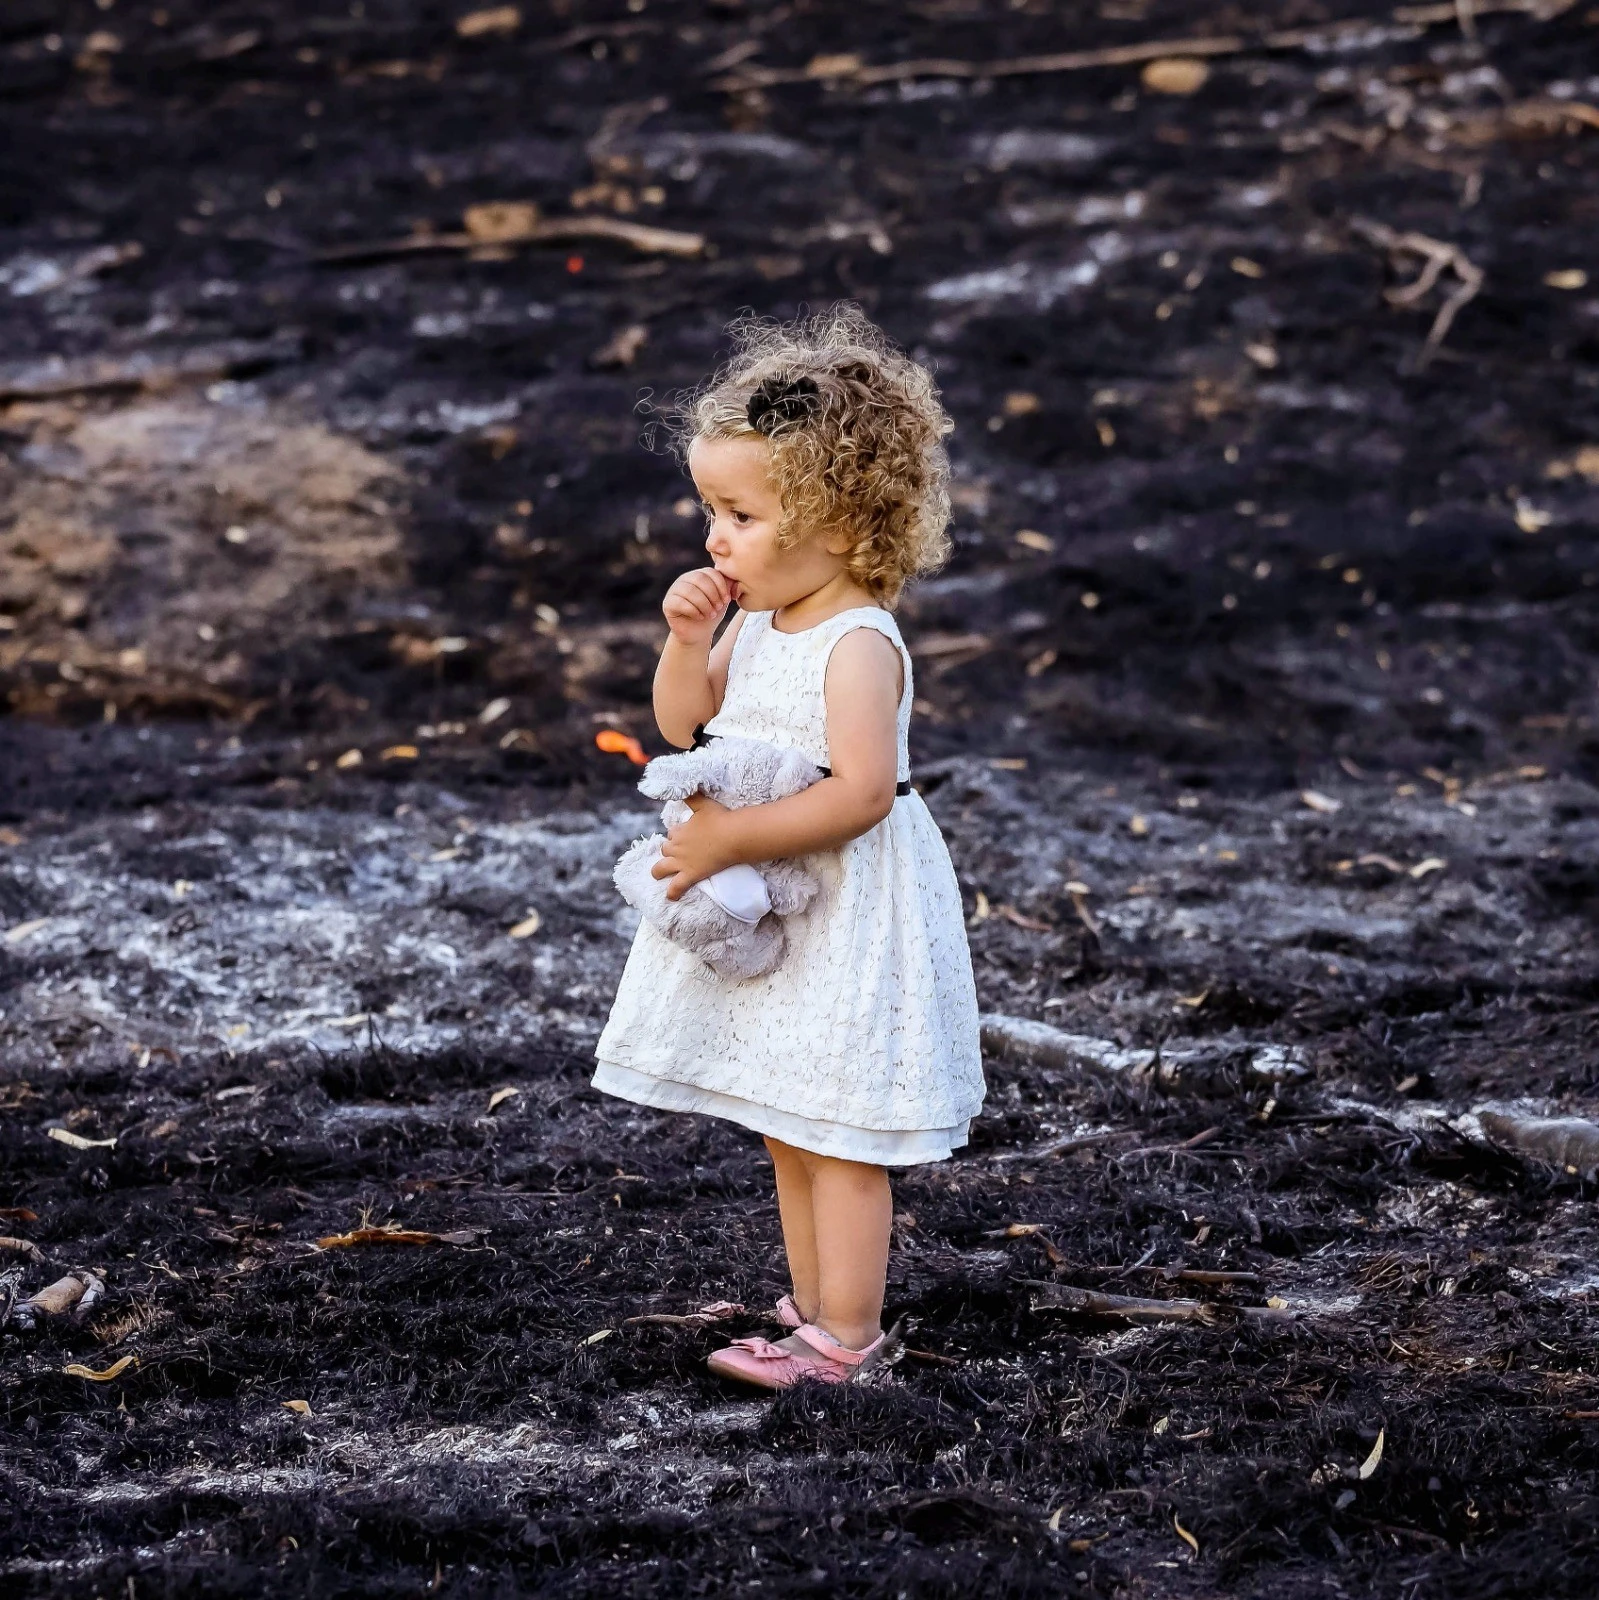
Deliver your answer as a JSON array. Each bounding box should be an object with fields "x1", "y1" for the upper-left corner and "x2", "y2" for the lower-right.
[{"x1": 688, "y1": 434, "x2": 847, "y2": 613}]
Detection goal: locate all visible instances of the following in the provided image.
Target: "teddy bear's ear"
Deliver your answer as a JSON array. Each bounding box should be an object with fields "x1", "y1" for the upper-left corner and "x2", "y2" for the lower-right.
[{"x1": 637, "y1": 748, "x2": 703, "y2": 800}]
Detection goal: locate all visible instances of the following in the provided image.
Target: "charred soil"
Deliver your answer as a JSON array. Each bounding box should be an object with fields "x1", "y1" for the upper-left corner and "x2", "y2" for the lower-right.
[{"x1": 3, "y1": 2, "x2": 1599, "y2": 1596}]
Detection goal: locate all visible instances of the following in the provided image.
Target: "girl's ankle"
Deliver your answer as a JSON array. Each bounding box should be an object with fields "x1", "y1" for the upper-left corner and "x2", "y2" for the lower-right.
[{"x1": 814, "y1": 1319, "x2": 881, "y2": 1353}]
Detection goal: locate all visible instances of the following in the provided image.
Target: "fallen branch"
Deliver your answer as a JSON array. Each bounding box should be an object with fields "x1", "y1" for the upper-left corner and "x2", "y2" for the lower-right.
[
  {"x1": 991, "y1": 1126, "x2": 1142, "y2": 1164},
  {"x1": 7, "y1": 1270, "x2": 106, "y2": 1331},
  {"x1": 621, "y1": 1300, "x2": 745, "y2": 1328},
  {"x1": 980, "y1": 1013, "x2": 1306, "y2": 1092},
  {"x1": 0, "y1": 338, "x2": 300, "y2": 402},
  {"x1": 1131, "y1": 1267, "x2": 1264, "y2": 1288},
  {"x1": 1504, "y1": 98, "x2": 1599, "y2": 133},
  {"x1": 711, "y1": 3, "x2": 1569, "y2": 91},
  {"x1": 714, "y1": 35, "x2": 1243, "y2": 90},
  {"x1": 902, "y1": 1346, "x2": 962, "y2": 1366},
  {"x1": 315, "y1": 213, "x2": 704, "y2": 266},
  {"x1": 0, "y1": 1236, "x2": 44, "y2": 1262},
  {"x1": 984, "y1": 1223, "x2": 1067, "y2": 1266},
  {"x1": 314, "y1": 1226, "x2": 487, "y2": 1250},
  {"x1": 1116, "y1": 1126, "x2": 1227, "y2": 1161},
  {"x1": 1479, "y1": 1111, "x2": 1599, "y2": 1178},
  {"x1": 1030, "y1": 1282, "x2": 1298, "y2": 1325},
  {"x1": 1349, "y1": 217, "x2": 1484, "y2": 370}
]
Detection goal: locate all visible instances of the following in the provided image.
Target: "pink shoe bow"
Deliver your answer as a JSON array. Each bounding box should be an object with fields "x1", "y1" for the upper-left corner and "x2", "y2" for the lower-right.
[{"x1": 707, "y1": 1323, "x2": 885, "y2": 1391}]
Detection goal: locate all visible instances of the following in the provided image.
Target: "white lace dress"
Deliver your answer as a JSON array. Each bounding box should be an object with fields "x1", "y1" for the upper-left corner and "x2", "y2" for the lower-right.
[{"x1": 591, "y1": 605, "x2": 986, "y2": 1165}]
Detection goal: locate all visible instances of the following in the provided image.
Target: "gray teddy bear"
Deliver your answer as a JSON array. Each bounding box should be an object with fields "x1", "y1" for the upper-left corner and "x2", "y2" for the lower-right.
[{"x1": 613, "y1": 734, "x2": 826, "y2": 980}]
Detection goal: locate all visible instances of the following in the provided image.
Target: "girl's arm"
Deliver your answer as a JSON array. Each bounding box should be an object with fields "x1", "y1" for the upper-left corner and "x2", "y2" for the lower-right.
[
  {"x1": 653, "y1": 567, "x2": 742, "y2": 748},
  {"x1": 652, "y1": 627, "x2": 904, "y2": 897}
]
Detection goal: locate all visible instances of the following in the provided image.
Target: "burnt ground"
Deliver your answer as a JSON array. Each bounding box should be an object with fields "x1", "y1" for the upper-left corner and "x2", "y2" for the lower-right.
[{"x1": 2, "y1": 0, "x2": 1599, "y2": 1594}]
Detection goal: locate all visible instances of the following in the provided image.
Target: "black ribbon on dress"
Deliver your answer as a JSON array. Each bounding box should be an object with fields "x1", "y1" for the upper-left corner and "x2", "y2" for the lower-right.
[{"x1": 691, "y1": 723, "x2": 911, "y2": 795}]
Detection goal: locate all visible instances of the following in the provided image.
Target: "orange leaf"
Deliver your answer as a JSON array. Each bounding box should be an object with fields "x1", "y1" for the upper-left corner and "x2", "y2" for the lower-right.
[{"x1": 595, "y1": 729, "x2": 648, "y2": 765}]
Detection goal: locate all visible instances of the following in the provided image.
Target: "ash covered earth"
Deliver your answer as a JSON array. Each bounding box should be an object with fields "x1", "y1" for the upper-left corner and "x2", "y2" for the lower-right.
[{"x1": 2, "y1": 2, "x2": 1599, "y2": 1596}]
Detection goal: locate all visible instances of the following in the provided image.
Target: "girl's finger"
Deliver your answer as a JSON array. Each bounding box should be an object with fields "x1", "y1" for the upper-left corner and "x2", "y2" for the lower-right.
[
  {"x1": 689, "y1": 573, "x2": 727, "y2": 612},
  {"x1": 651, "y1": 854, "x2": 676, "y2": 880}
]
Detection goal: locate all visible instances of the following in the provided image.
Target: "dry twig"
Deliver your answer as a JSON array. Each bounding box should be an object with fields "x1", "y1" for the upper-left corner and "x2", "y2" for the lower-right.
[
  {"x1": 622, "y1": 1300, "x2": 745, "y2": 1328},
  {"x1": 991, "y1": 1127, "x2": 1142, "y2": 1164},
  {"x1": 314, "y1": 1226, "x2": 487, "y2": 1250},
  {"x1": 710, "y1": 3, "x2": 1569, "y2": 91},
  {"x1": 1350, "y1": 217, "x2": 1485, "y2": 369},
  {"x1": 316, "y1": 213, "x2": 704, "y2": 266},
  {"x1": 1131, "y1": 1266, "x2": 1264, "y2": 1287},
  {"x1": 0, "y1": 339, "x2": 299, "y2": 402},
  {"x1": 1031, "y1": 1283, "x2": 1298, "y2": 1325}
]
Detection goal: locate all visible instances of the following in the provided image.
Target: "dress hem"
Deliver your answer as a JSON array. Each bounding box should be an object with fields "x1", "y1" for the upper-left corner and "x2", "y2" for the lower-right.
[{"x1": 592, "y1": 1057, "x2": 969, "y2": 1166}]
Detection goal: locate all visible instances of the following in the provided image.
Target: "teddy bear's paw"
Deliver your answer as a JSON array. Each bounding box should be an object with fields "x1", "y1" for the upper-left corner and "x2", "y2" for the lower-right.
[
  {"x1": 768, "y1": 746, "x2": 827, "y2": 801},
  {"x1": 612, "y1": 835, "x2": 669, "y2": 913},
  {"x1": 762, "y1": 864, "x2": 821, "y2": 916},
  {"x1": 705, "y1": 918, "x2": 786, "y2": 980}
]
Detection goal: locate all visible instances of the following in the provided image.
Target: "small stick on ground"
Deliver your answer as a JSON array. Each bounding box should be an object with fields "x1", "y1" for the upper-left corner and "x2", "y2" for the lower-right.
[
  {"x1": 992, "y1": 1127, "x2": 1142, "y2": 1164},
  {"x1": 1031, "y1": 1283, "x2": 1299, "y2": 1325},
  {"x1": 622, "y1": 1301, "x2": 745, "y2": 1329},
  {"x1": 901, "y1": 1346, "x2": 961, "y2": 1366},
  {"x1": 0, "y1": 339, "x2": 298, "y2": 403},
  {"x1": 1130, "y1": 1267, "x2": 1264, "y2": 1287},
  {"x1": 1350, "y1": 216, "x2": 1485, "y2": 369},
  {"x1": 710, "y1": 3, "x2": 1555, "y2": 91},
  {"x1": 314, "y1": 1227, "x2": 487, "y2": 1249},
  {"x1": 316, "y1": 215, "x2": 704, "y2": 266},
  {"x1": 1117, "y1": 1125, "x2": 1226, "y2": 1160}
]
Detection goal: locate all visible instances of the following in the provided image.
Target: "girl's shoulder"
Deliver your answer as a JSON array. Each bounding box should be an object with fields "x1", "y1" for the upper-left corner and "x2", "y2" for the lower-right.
[
  {"x1": 808, "y1": 605, "x2": 904, "y2": 642},
  {"x1": 818, "y1": 609, "x2": 911, "y2": 701},
  {"x1": 825, "y1": 607, "x2": 908, "y2": 659}
]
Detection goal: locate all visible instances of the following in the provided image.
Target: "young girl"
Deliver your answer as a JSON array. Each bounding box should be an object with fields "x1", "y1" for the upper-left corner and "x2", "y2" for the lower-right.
[{"x1": 591, "y1": 305, "x2": 985, "y2": 1389}]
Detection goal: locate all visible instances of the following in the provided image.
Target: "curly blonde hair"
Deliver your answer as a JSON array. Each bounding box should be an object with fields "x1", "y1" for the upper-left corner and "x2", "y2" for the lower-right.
[{"x1": 673, "y1": 304, "x2": 954, "y2": 608}]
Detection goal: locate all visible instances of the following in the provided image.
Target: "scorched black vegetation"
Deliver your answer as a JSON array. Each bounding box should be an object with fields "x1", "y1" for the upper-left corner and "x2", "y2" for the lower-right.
[{"x1": 2, "y1": 0, "x2": 1598, "y2": 1596}]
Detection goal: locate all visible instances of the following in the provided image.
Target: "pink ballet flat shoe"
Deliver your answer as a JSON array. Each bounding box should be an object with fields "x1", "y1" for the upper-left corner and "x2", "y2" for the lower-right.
[
  {"x1": 707, "y1": 1323, "x2": 885, "y2": 1391},
  {"x1": 774, "y1": 1293, "x2": 804, "y2": 1329}
]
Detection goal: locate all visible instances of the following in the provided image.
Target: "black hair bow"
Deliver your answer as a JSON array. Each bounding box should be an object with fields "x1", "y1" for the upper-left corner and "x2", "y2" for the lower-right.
[{"x1": 746, "y1": 375, "x2": 820, "y2": 436}]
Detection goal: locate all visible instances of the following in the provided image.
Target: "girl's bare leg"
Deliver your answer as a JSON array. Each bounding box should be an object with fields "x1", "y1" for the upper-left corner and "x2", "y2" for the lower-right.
[
  {"x1": 764, "y1": 1135, "x2": 820, "y2": 1322},
  {"x1": 800, "y1": 1149, "x2": 892, "y2": 1351}
]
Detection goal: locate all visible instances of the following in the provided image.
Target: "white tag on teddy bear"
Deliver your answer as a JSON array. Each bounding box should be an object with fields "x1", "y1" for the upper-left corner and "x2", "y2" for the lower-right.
[{"x1": 697, "y1": 862, "x2": 773, "y2": 925}]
